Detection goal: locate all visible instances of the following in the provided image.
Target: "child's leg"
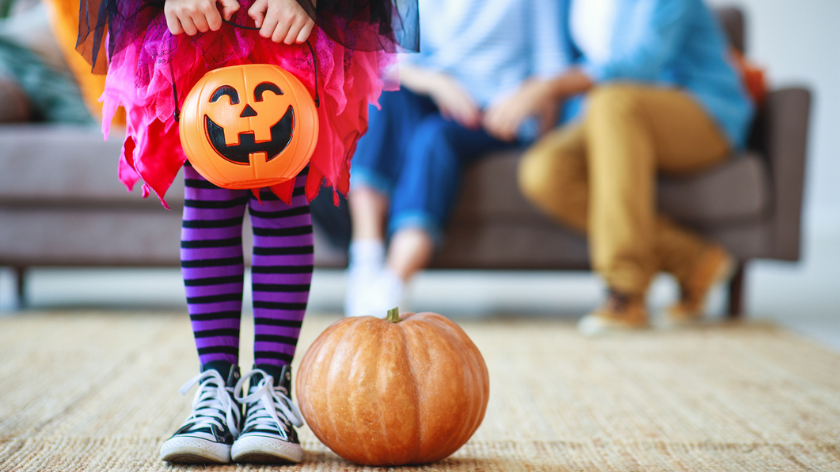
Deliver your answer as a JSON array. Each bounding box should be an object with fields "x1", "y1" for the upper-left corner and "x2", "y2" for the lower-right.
[
  {"x1": 249, "y1": 171, "x2": 313, "y2": 367},
  {"x1": 162, "y1": 165, "x2": 249, "y2": 464},
  {"x1": 230, "y1": 171, "x2": 311, "y2": 463},
  {"x1": 181, "y1": 165, "x2": 249, "y2": 366}
]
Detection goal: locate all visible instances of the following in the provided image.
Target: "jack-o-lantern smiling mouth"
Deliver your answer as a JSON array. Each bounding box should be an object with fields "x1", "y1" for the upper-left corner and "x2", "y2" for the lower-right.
[{"x1": 204, "y1": 106, "x2": 295, "y2": 165}]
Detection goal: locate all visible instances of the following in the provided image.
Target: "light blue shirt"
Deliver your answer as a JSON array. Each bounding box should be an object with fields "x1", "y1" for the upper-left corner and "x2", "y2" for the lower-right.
[
  {"x1": 406, "y1": 0, "x2": 570, "y2": 109},
  {"x1": 570, "y1": 0, "x2": 754, "y2": 149}
]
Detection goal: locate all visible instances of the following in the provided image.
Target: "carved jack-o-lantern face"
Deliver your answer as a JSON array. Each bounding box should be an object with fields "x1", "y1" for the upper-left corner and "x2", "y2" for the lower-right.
[{"x1": 180, "y1": 64, "x2": 319, "y2": 190}]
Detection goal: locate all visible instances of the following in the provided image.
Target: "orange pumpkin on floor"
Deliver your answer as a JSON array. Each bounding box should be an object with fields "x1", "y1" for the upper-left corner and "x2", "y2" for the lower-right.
[
  {"x1": 179, "y1": 64, "x2": 319, "y2": 190},
  {"x1": 296, "y1": 308, "x2": 490, "y2": 466}
]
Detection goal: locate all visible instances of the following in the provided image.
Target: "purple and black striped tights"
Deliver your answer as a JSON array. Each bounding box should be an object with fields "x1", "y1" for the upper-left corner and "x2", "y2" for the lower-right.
[{"x1": 181, "y1": 165, "x2": 313, "y2": 368}]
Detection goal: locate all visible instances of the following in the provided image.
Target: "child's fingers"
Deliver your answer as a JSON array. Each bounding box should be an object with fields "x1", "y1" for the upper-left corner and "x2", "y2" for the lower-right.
[
  {"x1": 295, "y1": 20, "x2": 314, "y2": 43},
  {"x1": 179, "y1": 16, "x2": 199, "y2": 36},
  {"x1": 270, "y1": 13, "x2": 293, "y2": 43},
  {"x1": 259, "y1": 15, "x2": 279, "y2": 39},
  {"x1": 283, "y1": 19, "x2": 304, "y2": 45},
  {"x1": 218, "y1": 0, "x2": 240, "y2": 21},
  {"x1": 248, "y1": 0, "x2": 267, "y2": 28},
  {"x1": 205, "y1": 6, "x2": 223, "y2": 31},
  {"x1": 164, "y1": 9, "x2": 185, "y2": 35},
  {"x1": 192, "y1": 13, "x2": 211, "y2": 33}
]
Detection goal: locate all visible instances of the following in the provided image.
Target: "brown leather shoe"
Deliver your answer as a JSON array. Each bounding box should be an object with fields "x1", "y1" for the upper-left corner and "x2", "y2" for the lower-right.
[
  {"x1": 662, "y1": 245, "x2": 735, "y2": 326},
  {"x1": 578, "y1": 290, "x2": 649, "y2": 336}
]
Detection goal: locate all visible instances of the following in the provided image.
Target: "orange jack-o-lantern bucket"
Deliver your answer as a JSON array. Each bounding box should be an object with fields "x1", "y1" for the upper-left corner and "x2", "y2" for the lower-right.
[{"x1": 179, "y1": 64, "x2": 319, "y2": 189}]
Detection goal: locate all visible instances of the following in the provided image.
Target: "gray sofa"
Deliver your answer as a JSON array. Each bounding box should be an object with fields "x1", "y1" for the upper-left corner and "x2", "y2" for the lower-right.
[{"x1": 0, "y1": 8, "x2": 811, "y2": 315}]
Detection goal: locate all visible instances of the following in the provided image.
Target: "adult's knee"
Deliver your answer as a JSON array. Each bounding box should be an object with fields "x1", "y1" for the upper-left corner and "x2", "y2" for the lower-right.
[
  {"x1": 518, "y1": 144, "x2": 557, "y2": 205},
  {"x1": 518, "y1": 140, "x2": 582, "y2": 222},
  {"x1": 585, "y1": 83, "x2": 646, "y2": 126},
  {"x1": 406, "y1": 117, "x2": 464, "y2": 169}
]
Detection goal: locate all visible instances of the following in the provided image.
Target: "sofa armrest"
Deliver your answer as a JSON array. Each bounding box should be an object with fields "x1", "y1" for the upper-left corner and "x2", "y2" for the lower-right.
[{"x1": 751, "y1": 87, "x2": 812, "y2": 261}]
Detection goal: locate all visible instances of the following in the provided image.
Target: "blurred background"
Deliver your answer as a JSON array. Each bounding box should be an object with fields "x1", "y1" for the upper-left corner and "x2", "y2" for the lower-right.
[{"x1": 0, "y1": 0, "x2": 837, "y2": 346}]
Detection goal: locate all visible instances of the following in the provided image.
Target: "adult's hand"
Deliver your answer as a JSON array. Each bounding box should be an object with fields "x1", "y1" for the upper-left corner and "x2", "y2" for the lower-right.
[
  {"x1": 483, "y1": 78, "x2": 558, "y2": 142},
  {"x1": 164, "y1": 0, "x2": 240, "y2": 35},
  {"x1": 428, "y1": 74, "x2": 482, "y2": 130},
  {"x1": 484, "y1": 70, "x2": 594, "y2": 141},
  {"x1": 400, "y1": 66, "x2": 481, "y2": 130}
]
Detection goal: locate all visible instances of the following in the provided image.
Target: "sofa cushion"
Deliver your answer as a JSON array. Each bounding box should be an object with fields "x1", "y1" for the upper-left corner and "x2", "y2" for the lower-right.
[
  {"x1": 0, "y1": 207, "x2": 183, "y2": 265},
  {"x1": 659, "y1": 152, "x2": 771, "y2": 227},
  {"x1": 0, "y1": 124, "x2": 185, "y2": 207},
  {"x1": 434, "y1": 221, "x2": 590, "y2": 270},
  {"x1": 454, "y1": 150, "x2": 771, "y2": 227},
  {"x1": 0, "y1": 207, "x2": 346, "y2": 268}
]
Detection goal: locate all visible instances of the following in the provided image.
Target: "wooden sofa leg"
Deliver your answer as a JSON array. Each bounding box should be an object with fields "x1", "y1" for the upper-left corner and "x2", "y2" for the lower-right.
[
  {"x1": 14, "y1": 266, "x2": 26, "y2": 309},
  {"x1": 727, "y1": 262, "x2": 746, "y2": 318}
]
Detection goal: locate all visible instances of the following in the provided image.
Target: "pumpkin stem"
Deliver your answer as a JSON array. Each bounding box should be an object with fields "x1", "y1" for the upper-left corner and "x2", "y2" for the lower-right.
[{"x1": 385, "y1": 307, "x2": 402, "y2": 323}]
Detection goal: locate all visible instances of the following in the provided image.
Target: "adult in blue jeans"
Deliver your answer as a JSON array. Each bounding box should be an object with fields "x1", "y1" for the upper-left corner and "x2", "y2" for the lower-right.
[{"x1": 345, "y1": 0, "x2": 575, "y2": 317}]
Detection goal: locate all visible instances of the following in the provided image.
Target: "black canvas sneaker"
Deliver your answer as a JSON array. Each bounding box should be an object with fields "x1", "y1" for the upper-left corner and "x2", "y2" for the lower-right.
[
  {"x1": 160, "y1": 361, "x2": 242, "y2": 463},
  {"x1": 231, "y1": 364, "x2": 304, "y2": 463}
]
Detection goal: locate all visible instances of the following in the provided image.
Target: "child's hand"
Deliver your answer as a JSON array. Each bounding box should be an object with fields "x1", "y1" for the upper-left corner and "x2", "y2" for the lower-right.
[
  {"x1": 165, "y1": 0, "x2": 240, "y2": 36},
  {"x1": 248, "y1": 0, "x2": 316, "y2": 44}
]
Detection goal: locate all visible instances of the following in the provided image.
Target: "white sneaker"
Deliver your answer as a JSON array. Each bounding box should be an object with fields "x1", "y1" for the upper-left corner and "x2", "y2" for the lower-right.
[
  {"x1": 344, "y1": 239, "x2": 386, "y2": 317},
  {"x1": 345, "y1": 265, "x2": 410, "y2": 317},
  {"x1": 372, "y1": 268, "x2": 410, "y2": 315},
  {"x1": 160, "y1": 362, "x2": 242, "y2": 464},
  {"x1": 231, "y1": 365, "x2": 304, "y2": 463}
]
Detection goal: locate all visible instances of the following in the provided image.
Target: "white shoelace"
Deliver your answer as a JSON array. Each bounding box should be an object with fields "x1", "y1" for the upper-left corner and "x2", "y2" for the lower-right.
[
  {"x1": 234, "y1": 369, "x2": 304, "y2": 434},
  {"x1": 179, "y1": 370, "x2": 241, "y2": 437}
]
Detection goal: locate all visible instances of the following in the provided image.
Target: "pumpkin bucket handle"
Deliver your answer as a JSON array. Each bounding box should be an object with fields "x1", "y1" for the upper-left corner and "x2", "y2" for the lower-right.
[{"x1": 172, "y1": 18, "x2": 321, "y2": 122}]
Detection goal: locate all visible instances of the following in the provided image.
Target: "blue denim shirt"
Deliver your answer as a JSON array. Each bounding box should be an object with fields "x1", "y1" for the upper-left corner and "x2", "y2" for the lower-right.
[{"x1": 569, "y1": 0, "x2": 755, "y2": 149}]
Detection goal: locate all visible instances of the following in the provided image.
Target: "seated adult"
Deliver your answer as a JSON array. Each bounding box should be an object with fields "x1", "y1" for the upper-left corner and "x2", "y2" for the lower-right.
[
  {"x1": 490, "y1": 0, "x2": 754, "y2": 333},
  {"x1": 344, "y1": 0, "x2": 572, "y2": 317}
]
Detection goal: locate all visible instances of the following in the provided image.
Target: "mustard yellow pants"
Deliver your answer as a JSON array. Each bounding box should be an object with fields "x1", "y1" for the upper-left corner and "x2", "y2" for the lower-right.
[{"x1": 519, "y1": 84, "x2": 731, "y2": 296}]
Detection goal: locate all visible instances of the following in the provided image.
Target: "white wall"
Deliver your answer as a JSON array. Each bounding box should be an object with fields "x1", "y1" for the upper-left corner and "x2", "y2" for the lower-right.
[
  {"x1": 708, "y1": 0, "x2": 840, "y2": 234},
  {"x1": 703, "y1": 0, "x2": 840, "y2": 322}
]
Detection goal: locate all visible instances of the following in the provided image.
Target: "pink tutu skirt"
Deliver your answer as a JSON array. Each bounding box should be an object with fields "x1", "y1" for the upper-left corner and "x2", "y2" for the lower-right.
[{"x1": 77, "y1": 0, "x2": 418, "y2": 208}]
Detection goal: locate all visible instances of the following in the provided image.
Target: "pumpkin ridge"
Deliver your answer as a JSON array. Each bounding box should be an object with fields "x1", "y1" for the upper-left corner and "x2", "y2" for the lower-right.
[
  {"x1": 437, "y1": 320, "x2": 477, "y2": 461},
  {"x1": 368, "y1": 319, "x2": 391, "y2": 465},
  {"x1": 400, "y1": 318, "x2": 429, "y2": 464},
  {"x1": 459, "y1": 336, "x2": 489, "y2": 458},
  {"x1": 323, "y1": 318, "x2": 362, "y2": 454},
  {"x1": 411, "y1": 316, "x2": 468, "y2": 462},
  {"x1": 377, "y1": 320, "x2": 422, "y2": 465},
  {"x1": 416, "y1": 315, "x2": 488, "y2": 462},
  {"x1": 353, "y1": 318, "x2": 392, "y2": 464},
  {"x1": 301, "y1": 318, "x2": 348, "y2": 446},
  {"x1": 453, "y1": 318, "x2": 490, "y2": 455}
]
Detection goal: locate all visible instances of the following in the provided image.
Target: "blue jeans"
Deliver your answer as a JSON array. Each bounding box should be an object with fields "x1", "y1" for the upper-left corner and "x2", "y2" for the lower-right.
[{"x1": 351, "y1": 89, "x2": 517, "y2": 243}]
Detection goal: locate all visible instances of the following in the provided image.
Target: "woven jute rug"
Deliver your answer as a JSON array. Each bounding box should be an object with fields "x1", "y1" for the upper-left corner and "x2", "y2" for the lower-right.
[{"x1": 1, "y1": 311, "x2": 839, "y2": 471}]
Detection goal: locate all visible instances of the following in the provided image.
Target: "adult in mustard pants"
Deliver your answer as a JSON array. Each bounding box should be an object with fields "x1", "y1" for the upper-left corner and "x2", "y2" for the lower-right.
[
  {"x1": 521, "y1": 84, "x2": 733, "y2": 331},
  {"x1": 482, "y1": 0, "x2": 754, "y2": 333}
]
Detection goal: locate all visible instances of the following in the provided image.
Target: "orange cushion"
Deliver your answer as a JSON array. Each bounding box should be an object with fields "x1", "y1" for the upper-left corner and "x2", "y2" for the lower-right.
[
  {"x1": 42, "y1": 0, "x2": 125, "y2": 125},
  {"x1": 731, "y1": 49, "x2": 768, "y2": 107}
]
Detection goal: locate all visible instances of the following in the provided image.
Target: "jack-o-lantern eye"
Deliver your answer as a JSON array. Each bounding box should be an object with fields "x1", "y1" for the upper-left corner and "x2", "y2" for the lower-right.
[
  {"x1": 211, "y1": 85, "x2": 239, "y2": 104},
  {"x1": 255, "y1": 82, "x2": 283, "y2": 102}
]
